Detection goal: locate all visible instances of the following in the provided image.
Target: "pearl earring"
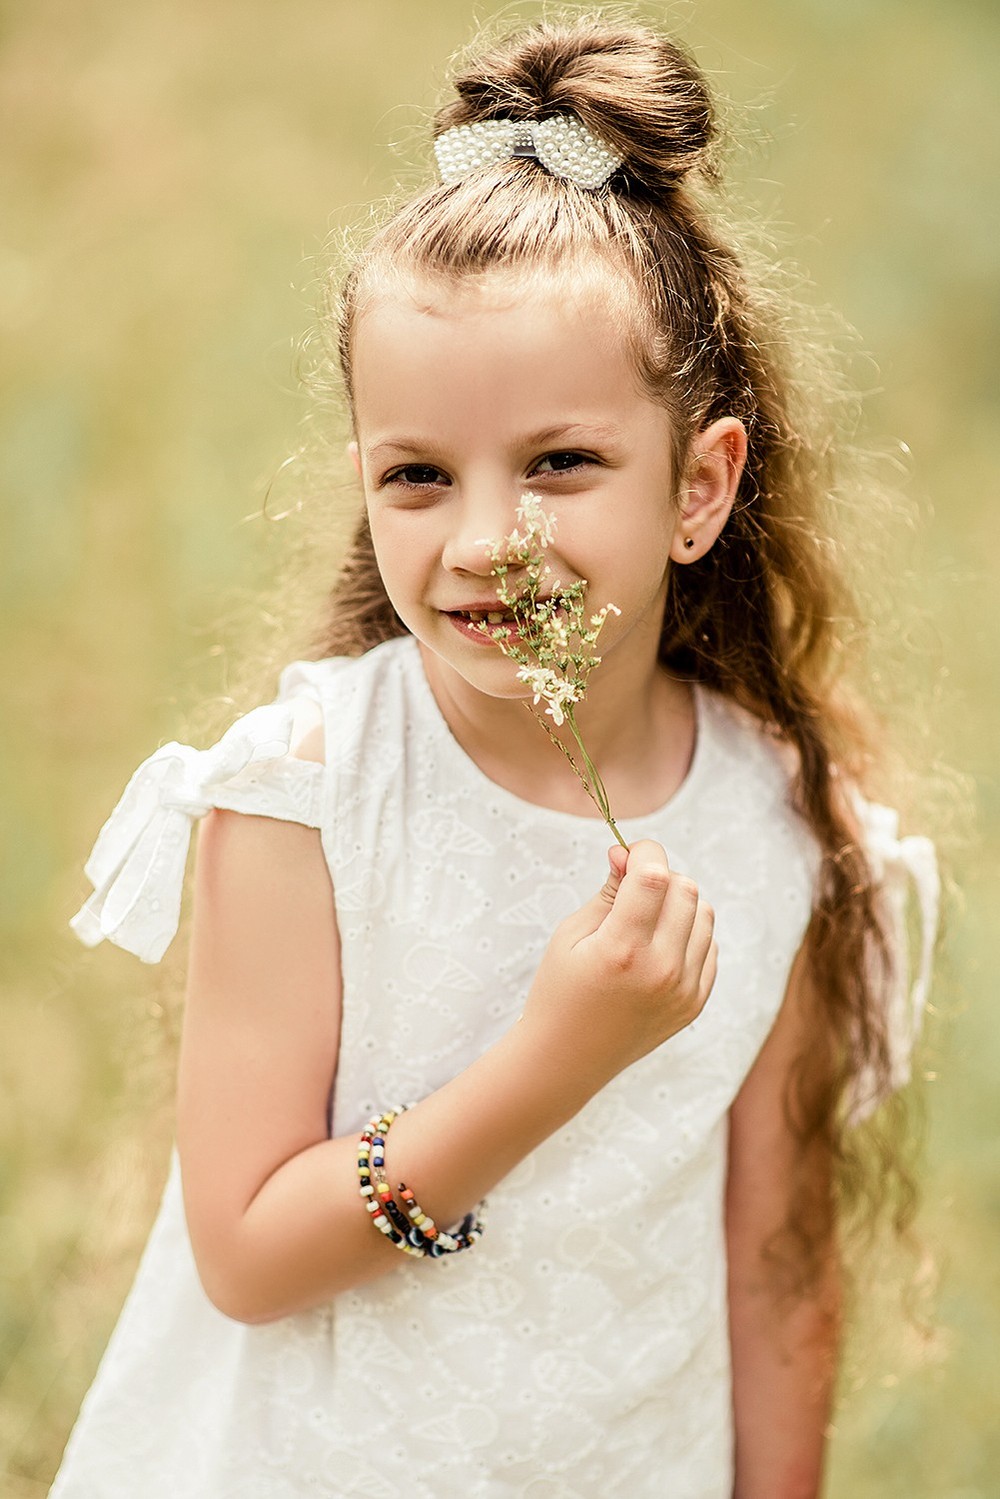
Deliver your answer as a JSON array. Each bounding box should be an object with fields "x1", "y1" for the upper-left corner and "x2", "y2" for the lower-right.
[{"x1": 684, "y1": 537, "x2": 695, "y2": 550}]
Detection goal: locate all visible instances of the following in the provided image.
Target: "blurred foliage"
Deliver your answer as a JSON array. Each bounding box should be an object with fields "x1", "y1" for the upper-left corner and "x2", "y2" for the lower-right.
[{"x1": 0, "y1": 0, "x2": 997, "y2": 1493}]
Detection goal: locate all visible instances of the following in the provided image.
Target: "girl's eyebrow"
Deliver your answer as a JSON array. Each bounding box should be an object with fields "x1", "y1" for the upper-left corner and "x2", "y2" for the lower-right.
[
  {"x1": 526, "y1": 421, "x2": 626, "y2": 447},
  {"x1": 365, "y1": 437, "x2": 447, "y2": 461},
  {"x1": 365, "y1": 422, "x2": 626, "y2": 461}
]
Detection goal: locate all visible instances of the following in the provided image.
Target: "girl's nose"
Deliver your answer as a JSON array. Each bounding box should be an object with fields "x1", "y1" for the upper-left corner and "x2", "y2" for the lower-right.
[
  {"x1": 440, "y1": 493, "x2": 519, "y2": 577},
  {"x1": 441, "y1": 529, "x2": 494, "y2": 577}
]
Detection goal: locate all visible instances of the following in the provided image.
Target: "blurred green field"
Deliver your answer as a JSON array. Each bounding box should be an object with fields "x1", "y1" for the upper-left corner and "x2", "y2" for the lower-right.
[{"x1": 1, "y1": 1, "x2": 997, "y2": 1493}]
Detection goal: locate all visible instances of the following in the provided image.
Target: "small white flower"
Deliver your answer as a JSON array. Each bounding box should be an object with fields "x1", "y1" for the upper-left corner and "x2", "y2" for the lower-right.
[
  {"x1": 516, "y1": 491, "x2": 556, "y2": 548},
  {"x1": 521, "y1": 671, "x2": 581, "y2": 728},
  {"x1": 515, "y1": 665, "x2": 580, "y2": 726},
  {"x1": 474, "y1": 492, "x2": 624, "y2": 841}
]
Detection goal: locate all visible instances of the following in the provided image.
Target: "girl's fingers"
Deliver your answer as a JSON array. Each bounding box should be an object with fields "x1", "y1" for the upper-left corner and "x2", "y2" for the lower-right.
[
  {"x1": 652, "y1": 870, "x2": 701, "y2": 955},
  {"x1": 594, "y1": 847, "x2": 626, "y2": 910},
  {"x1": 602, "y1": 840, "x2": 672, "y2": 945},
  {"x1": 591, "y1": 845, "x2": 715, "y2": 1007},
  {"x1": 558, "y1": 844, "x2": 633, "y2": 942},
  {"x1": 697, "y1": 938, "x2": 719, "y2": 1005},
  {"x1": 681, "y1": 901, "x2": 716, "y2": 985}
]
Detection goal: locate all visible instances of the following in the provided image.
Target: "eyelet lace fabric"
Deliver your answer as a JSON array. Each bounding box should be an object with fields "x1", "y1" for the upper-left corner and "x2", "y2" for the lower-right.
[{"x1": 53, "y1": 636, "x2": 938, "y2": 1498}]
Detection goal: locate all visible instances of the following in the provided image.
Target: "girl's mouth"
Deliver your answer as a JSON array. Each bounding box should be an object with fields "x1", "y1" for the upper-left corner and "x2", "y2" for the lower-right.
[
  {"x1": 454, "y1": 608, "x2": 514, "y2": 624},
  {"x1": 445, "y1": 610, "x2": 516, "y2": 644}
]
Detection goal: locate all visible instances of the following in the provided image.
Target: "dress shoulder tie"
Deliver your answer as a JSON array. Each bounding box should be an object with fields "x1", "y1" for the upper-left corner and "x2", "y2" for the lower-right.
[
  {"x1": 69, "y1": 701, "x2": 325, "y2": 964},
  {"x1": 847, "y1": 791, "x2": 941, "y2": 1124}
]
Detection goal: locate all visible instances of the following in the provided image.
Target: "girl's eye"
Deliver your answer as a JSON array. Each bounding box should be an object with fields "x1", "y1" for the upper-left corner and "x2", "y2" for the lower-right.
[
  {"x1": 532, "y1": 451, "x2": 593, "y2": 475},
  {"x1": 384, "y1": 464, "x2": 448, "y2": 489}
]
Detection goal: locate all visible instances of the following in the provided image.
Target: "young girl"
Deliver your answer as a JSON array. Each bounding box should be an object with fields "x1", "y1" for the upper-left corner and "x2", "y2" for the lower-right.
[{"x1": 54, "y1": 14, "x2": 939, "y2": 1498}]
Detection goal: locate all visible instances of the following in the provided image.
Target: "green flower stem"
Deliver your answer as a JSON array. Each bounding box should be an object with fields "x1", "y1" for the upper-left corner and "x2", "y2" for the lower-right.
[
  {"x1": 527, "y1": 703, "x2": 628, "y2": 848},
  {"x1": 566, "y1": 710, "x2": 628, "y2": 848}
]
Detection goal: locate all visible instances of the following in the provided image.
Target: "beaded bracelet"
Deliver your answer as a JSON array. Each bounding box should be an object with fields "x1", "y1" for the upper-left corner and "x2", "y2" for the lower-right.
[
  {"x1": 357, "y1": 1109, "x2": 424, "y2": 1259},
  {"x1": 397, "y1": 1183, "x2": 486, "y2": 1257},
  {"x1": 356, "y1": 1105, "x2": 486, "y2": 1259},
  {"x1": 361, "y1": 1107, "x2": 486, "y2": 1257},
  {"x1": 365, "y1": 1110, "x2": 425, "y2": 1248}
]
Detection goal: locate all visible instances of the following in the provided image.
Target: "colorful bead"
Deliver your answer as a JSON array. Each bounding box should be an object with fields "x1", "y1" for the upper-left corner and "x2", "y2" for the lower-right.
[
  {"x1": 357, "y1": 1108, "x2": 424, "y2": 1260},
  {"x1": 355, "y1": 1104, "x2": 486, "y2": 1261},
  {"x1": 395, "y1": 1181, "x2": 486, "y2": 1254}
]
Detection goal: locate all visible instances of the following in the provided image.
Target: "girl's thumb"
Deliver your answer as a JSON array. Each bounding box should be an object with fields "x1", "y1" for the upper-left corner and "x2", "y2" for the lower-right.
[
  {"x1": 602, "y1": 845, "x2": 626, "y2": 887},
  {"x1": 561, "y1": 845, "x2": 631, "y2": 944},
  {"x1": 597, "y1": 843, "x2": 628, "y2": 908}
]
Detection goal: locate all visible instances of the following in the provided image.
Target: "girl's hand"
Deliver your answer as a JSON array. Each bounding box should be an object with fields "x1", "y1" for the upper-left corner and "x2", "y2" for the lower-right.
[{"x1": 521, "y1": 839, "x2": 717, "y2": 1088}]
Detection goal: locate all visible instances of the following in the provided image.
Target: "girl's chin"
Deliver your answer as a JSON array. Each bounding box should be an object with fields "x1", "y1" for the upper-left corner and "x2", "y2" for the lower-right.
[{"x1": 415, "y1": 632, "x2": 529, "y2": 701}]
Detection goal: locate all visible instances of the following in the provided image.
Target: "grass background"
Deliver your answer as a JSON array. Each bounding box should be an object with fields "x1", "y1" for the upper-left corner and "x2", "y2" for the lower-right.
[{"x1": 1, "y1": 0, "x2": 997, "y2": 1493}]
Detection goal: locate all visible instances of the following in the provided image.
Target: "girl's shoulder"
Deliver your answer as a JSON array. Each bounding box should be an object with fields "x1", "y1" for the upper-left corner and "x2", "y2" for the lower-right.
[
  {"x1": 69, "y1": 640, "x2": 413, "y2": 967},
  {"x1": 277, "y1": 635, "x2": 412, "y2": 700},
  {"x1": 693, "y1": 681, "x2": 810, "y2": 828},
  {"x1": 697, "y1": 682, "x2": 793, "y2": 770},
  {"x1": 696, "y1": 684, "x2": 938, "y2": 934},
  {"x1": 700, "y1": 679, "x2": 937, "y2": 872},
  {"x1": 699, "y1": 684, "x2": 940, "y2": 1122}
]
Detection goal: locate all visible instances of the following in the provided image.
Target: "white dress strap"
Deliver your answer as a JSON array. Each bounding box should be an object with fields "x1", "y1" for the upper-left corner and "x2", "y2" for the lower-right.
[
  {"x1": 69, "y1": 701, "x2": 325, "y2": 965},
  {"x1": 847, "y1": 792, "x2": 941, "y2": 1124}
]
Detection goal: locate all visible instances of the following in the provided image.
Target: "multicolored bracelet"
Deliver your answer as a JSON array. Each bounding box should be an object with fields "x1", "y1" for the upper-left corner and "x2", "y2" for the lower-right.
[
  {"x1": 356, "y1": 1105, "x2": 487, "y2": 1259},
  {"x1": 358, "y1": 1109, "x2": 424, "y2": 1259},
  {"x1": 396, "y1": 1182, "x2": 486, "y2": 1257}
]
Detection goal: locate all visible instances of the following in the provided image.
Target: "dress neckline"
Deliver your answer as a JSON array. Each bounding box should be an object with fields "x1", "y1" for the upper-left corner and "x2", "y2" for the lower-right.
[{"x1": 397, "y1": 634, "x2": 714, "y2": 835}]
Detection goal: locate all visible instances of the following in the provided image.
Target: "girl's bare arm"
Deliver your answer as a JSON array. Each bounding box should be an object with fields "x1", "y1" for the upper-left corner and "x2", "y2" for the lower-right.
[
  {"x1": 726, "y1": 943, "x2": 842, "y2": 1499},
  {"x1": 177, "y1": 810, "x2": 716, "y2": 1325}
]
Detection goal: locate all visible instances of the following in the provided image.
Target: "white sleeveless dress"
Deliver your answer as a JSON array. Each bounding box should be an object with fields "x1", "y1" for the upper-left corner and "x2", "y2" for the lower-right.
[{"x1": 55, "y1": 635, "x2": 939, "y2": 1499}]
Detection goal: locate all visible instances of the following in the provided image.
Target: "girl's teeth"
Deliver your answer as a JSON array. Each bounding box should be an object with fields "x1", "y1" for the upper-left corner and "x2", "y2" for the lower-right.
[{"x1": 486, "y1": 612, "x2": 505, "y2": 624}]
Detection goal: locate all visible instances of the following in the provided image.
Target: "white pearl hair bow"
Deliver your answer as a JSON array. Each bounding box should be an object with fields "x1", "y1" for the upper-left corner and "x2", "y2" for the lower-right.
[{"x1": 434, "y1": 114, "x2": 624, "y2": 192}]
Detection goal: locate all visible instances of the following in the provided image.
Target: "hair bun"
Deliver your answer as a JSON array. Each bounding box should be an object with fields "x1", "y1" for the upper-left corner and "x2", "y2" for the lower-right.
[{"x1": 434, "y1": 18, "x2": 716, "y2": 191}]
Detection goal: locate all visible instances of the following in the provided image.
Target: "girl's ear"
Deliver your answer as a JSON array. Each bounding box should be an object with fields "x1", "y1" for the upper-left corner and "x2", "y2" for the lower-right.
[
  {"x1": 670, "y1": 417, "x2": 748, "y2": 563},
  {"x1": 347, "y1": 440, "x2": 362, "y2": 480}
]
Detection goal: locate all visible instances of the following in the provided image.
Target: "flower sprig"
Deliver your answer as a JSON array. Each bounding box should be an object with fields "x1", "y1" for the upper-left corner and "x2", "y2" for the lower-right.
[{"x1": 473, "y1": 492, "x2": 626, "y2": 847}]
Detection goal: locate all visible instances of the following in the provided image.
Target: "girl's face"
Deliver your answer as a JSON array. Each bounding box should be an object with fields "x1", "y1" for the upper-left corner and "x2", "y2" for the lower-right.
[{"x1": 350, "y1": 271, "x2": 680, "y2": 706}]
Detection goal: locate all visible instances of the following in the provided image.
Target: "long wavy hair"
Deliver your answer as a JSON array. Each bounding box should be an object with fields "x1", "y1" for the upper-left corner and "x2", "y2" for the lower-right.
[{"x1": 295, "y1": 12, "x2": 933, "y2": 1295}]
